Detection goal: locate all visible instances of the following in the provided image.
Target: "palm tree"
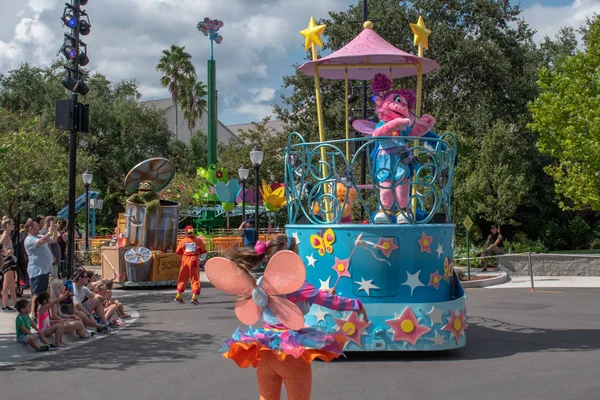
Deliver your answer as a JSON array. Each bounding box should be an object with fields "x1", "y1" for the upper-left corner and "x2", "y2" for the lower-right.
[
  {"x1": 179, "y1": 77, "x2": 208, "y2": 133},
  {"x1": 156, "y1": 45, "x2": 196, "y2": 140}
]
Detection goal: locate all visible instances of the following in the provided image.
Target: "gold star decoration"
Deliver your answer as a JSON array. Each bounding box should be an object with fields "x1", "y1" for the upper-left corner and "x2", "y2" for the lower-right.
[
  {"x1": 410, "y1": 16, "x2": 431, "y2": 51},
  {"x1": 300, "y1": 16, "x2": 326, "y2": 51}
]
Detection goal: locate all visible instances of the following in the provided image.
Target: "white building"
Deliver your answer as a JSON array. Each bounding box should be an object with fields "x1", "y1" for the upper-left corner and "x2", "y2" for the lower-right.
[{"x1": 141, "y1": 98, "x2": 240, "y2": 144}]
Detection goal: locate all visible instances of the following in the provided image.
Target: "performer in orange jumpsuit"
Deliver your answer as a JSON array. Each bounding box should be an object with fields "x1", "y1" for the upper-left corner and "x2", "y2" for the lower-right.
[{"x1": 174, "y1": 226, "x2": 206, "y2": 305}]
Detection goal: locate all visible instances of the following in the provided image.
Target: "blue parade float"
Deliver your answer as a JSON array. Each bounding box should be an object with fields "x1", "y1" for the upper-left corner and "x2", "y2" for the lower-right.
[{"x1": 284, "y1": 19, "x2": 466, "y2": 351}]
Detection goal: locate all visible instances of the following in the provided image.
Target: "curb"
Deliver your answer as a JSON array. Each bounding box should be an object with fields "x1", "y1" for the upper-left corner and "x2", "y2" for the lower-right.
[
  {"x1": 0, "y1": 308, "x2": 139, "y2": 367},
  {"x1": 460, "y1": 272, "x2": 508, "y2": 288}
]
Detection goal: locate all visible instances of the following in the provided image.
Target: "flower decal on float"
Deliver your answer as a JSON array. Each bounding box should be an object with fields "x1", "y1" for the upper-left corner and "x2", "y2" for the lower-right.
[
  {"x1": 442, "y1": 309, "x2": 467, "y2": 344},
  {"x1": 377, "y1": 237, "x2": 398, "y2": 258},
  {"x1": 443, "y1": 257, "x2": 454, "y2": 282},
  {"x1": 334, "y1": 312, "x2": 370, "y2": 347},
  {"x1": 386, "y1": 307, "x2": 431, "y2": 346},
  {"x1": 429, "y1": 270, "x2": 443, "y2": 290},
  {"x1": 418, "y1": 232, "x2": 433, "y2": 253}
]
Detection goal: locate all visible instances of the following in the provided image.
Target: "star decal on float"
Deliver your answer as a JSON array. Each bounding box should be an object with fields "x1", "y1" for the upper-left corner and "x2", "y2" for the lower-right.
[
  {"x1": 418, "y1": 232, "x2": 433, "y2": 254},
  {"x1": 426, "y1": 306, "x2": 444, "y2": 325},
  {"x1": 443, "y1": 257, "x2": 454, "y2": 283},
  {"x1": 306, "y1": 253, "x2": 317, "y2": 268},
  {"x1": 354, "y1": 277, "x2": 380, "y2": 296},
  {"x1": 377, "y1": 237, "x2": 398, "y2": 258},
  {"x1": 334, "y1": 312, "x2": 370, "y2": 347},
  {"x1": 402, "y1": 270, "x2": 424, "y2": 296},
  {"x1": 332, "y1": 257, "x2": 351, "y2": 279},
  {"x1": 319, "y1": 276, "x2": 332, "y2": 291},
  {"x1": 451, "y1": 235, "x2": 455, "y2": 250},
  {"x1": 292, "y1": 231, "x2": 301, "y2": 245},
  {"x1": 436, "y1": 243, "x2": 444, "y2": 259},
  {"x1": 410, "y1": 15, "x2": 431, "y2": 51},
  {"x1": 428, "y1": 270, "x2": 443, "y2": 290},
  {"x1": 427, "y1": 331, "x2": 448, "y2": 347},
  {"x1": 313, "y1": 306, "x2": 328, "y2": 324},
  {"x1": 442, "y1": 309, "x2": 467, "y2": 344},
  {"x1": 300, "y1": 16, "x2": 327, "y2": 51},
  {"x1": 385, "y1": 307, "x2": 431, "y2": 345}
]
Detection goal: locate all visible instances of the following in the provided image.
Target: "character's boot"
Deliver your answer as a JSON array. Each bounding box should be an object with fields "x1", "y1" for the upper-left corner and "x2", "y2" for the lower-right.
[
  {"x1": 174, "y1": 293, "x2": 184, "y2": 304},
  {"x1": 191, "y1": 294, "x2": 199, "y2": 305}
]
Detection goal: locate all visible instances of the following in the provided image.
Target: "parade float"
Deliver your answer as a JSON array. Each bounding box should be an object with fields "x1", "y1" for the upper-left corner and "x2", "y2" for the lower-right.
[{"x1": 284, "y1": 17, "x2": 466, "y2": 351}]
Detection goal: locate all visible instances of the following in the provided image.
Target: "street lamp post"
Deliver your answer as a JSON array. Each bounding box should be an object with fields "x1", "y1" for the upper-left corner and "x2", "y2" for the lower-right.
[
  {"x1": 82, "y1": 170, "x2": 93, "y2": 253},
  {"x1": 238, "y1": 165, "x2": 249, "y2": 225},
  {"x1": 249, "y1": 146, "x2": 264, "y2": 239}
]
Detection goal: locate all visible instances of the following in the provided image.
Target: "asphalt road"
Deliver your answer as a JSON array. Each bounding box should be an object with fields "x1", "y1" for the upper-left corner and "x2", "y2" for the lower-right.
[{"x1": 0, "y1": 286, "x2": 599, "y2": 400}]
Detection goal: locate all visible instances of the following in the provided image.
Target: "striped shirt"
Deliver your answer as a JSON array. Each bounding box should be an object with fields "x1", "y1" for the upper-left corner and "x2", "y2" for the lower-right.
[{"x1": 286, "y1": 282, "x2": 362, "y2": 311}]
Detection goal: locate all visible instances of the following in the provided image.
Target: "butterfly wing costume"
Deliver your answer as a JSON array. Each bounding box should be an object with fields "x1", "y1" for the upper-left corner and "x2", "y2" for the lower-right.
[{"x1": 205, "y1": 250, "x2": 363, "y2": 368}]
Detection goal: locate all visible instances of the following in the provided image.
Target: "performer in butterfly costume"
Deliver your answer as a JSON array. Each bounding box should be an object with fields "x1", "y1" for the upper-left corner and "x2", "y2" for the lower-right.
[
  {"x1": 352, "y1": 73, "x2": 436, "y2": 224},
  {"x1": 174, "y1": 225, "x2": 206, "y2": 305},
  {"x1": 205, "y1": 235, "x2": 368, "y2": 400}
]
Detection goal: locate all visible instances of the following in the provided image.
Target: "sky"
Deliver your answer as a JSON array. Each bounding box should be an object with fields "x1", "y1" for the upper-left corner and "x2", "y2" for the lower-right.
[{"x1": 0, "y1": 0, "x2": 598, "y2": 125}]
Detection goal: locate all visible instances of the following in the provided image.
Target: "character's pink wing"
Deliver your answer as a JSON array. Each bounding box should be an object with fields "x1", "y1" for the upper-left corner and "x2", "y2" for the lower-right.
[
  {"x1": 235, "y1": 298, "x2": 262, "y2": 326},
  {"x1": 262, "y1": 250, "x2": 306, "y2": 295},
  {"x1": 204, "y1": 257, "x2": 255, "y2": 296},
  {"x1": 268, "y1": 296, "x2": 306, "y2": 331},
  {"x1": 352, "y1": 119, "x2": 376, "y2": 136}
]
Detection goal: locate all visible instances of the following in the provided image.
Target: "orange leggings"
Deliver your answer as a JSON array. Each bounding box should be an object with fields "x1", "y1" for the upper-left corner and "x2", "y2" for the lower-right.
[
  {"x1": 256, "y1": 352, "x2": 312, "y2": 400},
  {"x1": 176, "y1": 259, "x2": 200, "y2": 295}
]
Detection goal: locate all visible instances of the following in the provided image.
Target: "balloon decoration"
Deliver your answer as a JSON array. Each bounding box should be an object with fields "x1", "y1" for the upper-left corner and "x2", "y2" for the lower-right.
[{"x1": 215, "y1": 179, "x2": 241, "y2": 211}]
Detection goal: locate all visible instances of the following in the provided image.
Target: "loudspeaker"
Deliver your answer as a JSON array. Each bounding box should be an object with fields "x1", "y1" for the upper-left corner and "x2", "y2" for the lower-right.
[
  {"x1": 78, "y1": 103, "x2": 90, "y2": 133},
  {"x1": 55, "y1": 99, "x2": 75, "y2": 131}
]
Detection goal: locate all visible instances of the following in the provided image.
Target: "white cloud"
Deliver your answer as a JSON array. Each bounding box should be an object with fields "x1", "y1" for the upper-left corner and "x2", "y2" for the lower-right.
[
  {"x1": 252, "y1": 87, "x2": 276, "y2": 102},
  {"x1": 521, "y1": 0, "x2": 600, "y2": 42},
  {"x1": 236, "y1": 103, "x2": 275, "y2": 120}
]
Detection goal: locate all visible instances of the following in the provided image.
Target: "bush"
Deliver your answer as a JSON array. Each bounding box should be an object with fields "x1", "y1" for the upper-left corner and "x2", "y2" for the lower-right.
[
  {"x1": 567, "y1": 217, "x2": 594, "y2": 250},
  {"x1": 504, "y1": 239, "x2": 547, "y2": 254},
  {"x1": 453, "y1": 244, "x2": 483, "y2": 268}
]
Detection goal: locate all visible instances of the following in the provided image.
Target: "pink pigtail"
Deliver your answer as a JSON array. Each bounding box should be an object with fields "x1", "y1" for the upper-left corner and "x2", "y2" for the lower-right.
[{"x1": 371, "y1": 73, "x2": 393, "y2": 96}]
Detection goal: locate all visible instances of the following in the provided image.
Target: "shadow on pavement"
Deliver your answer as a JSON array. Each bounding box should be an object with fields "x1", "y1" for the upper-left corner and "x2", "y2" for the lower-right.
[{"x1": 343, "y1": 315, "x2": 600, "y2": 363}]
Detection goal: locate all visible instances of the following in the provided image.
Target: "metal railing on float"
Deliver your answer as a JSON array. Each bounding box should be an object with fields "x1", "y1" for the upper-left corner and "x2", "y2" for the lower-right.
[{"x1": 284, "y1": 132, "x2": 457, "y2": 225}]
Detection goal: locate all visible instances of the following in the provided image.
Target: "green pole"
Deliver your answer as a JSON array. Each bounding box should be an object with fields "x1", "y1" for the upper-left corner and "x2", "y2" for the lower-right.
[
  {"x1": 207, "y1": 58, "x2": 217, "y2": 166},
  {"x1": 466, "y1": 229, "x2": 471, "y2": 279}
]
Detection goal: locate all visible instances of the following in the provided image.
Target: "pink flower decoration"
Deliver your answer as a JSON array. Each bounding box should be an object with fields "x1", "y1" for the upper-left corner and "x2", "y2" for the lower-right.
[
  {"x1": 385, "y1": 307, "x2": 431, "y2": 346},
  {"x1": 377, "y1": 238, "x2": 398, "y2": 258},
  {"x1": 332, "y1": 257, "x2": 350, "y2": 278},
  {"x1": 442, "y1": 309, "x2": 467, "y2": 344},
  {"x1": 429, "y1": 270, "x2": 443, "y2": 290},
  {"x1": 418, "y1": 232, "x2": 433, "y2": 254},
  {"x1": 334, "y1": 312, "x2": 370, "y2": 347}
]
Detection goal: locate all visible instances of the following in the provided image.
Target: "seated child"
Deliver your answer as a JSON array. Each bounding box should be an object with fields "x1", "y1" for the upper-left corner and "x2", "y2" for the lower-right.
[
  {"x1": 14, "y1": 299, "x2": 55, "y2": 352},
  {"x1": 33, "y1": 292, "x2": 69, "y2": 347}
]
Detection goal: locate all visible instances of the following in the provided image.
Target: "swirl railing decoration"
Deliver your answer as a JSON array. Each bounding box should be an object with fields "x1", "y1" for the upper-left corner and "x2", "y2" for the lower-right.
[{"x1": 284, "y1": 132, "x2": 456, "y2": 225}]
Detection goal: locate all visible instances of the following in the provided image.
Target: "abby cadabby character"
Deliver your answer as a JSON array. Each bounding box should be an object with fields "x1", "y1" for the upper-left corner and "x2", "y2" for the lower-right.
[{"x1": 353, "y1": 73, "x2": 435, "y2": 224}]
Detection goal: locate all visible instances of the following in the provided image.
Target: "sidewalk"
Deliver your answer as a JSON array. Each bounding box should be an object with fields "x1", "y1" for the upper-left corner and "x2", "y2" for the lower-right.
[
  {"x1": 0, "y1": 293, "x2": 138, "y2": 366},
  {"x1": 491, "y1": 275, "x2": 600, "y2": 288}
]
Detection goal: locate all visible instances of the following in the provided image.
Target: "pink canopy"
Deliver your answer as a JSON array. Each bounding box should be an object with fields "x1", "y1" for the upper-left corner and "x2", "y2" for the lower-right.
[{"x1": 297, "y1": 27, "x2": 439, "y2": 80}]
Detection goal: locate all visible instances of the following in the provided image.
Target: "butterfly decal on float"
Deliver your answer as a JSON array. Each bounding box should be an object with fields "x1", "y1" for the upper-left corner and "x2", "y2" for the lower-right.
[
  {"x1": 204, "y1": 250, "x2": 307, "y2": 330},
  {"x1": 310, "y1": 228, "x2": 336, "y2": 256}
]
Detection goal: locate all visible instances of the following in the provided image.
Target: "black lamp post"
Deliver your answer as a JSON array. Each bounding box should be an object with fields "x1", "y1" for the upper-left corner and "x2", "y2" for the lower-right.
[
  {"x1": 82, "y1": 170, "x2": 93, "y2": 252},
  {"x1": 238, "y1": 165, "x2": 249, "y2": 225},
  {"x1": 249, "y1": 146, "x2": 264, "y2": 239}
]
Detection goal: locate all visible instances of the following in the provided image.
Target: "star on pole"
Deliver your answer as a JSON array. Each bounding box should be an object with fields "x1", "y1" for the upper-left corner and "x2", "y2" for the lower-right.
[
  {"x1": 354, "y1": 277, "x2": 380, "y2": 296},
  {"x1": 306, "y1": 253, "x2": 317, "y2": 268},
  {"x1": 300, "y1": 16, "x2": 327, "y2": 51},
  {"x1": 410, "y1": 15, "x2": 431, "y2": 51}
]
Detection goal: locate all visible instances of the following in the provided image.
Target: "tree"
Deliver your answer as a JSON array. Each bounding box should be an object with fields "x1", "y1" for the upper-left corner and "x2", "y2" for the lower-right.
[
  {"x1": 156, "y1": 45, "x2": 196, "y2": 140},
  {"x1": 456, "y1": 121, "x2": 532, "y2": 226},
  {"x1": 179, "y1": 77, "x2": 208, "y2": 133},
  {"x1": 0, "y1": 116, "x2": 69, "y2": 219},
  {"x1": 275, "y1": 0, "x2": 548, "y2": 232},
  {"x1": 529, "y1": 17, "x2": 600, "y2": 210},
  {"x1": 219, "y1": 117, "x2": 288, "y2": 185}
]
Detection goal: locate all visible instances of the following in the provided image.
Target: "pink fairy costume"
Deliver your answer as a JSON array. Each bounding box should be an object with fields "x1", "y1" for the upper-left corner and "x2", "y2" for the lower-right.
[{"x1": 204, "y1": 246, "x2": 363, "y2": 368}]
